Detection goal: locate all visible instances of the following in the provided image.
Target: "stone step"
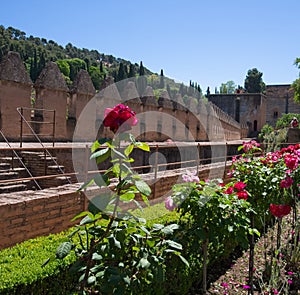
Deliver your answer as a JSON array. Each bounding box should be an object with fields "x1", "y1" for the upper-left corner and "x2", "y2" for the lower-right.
[
  {"x1": 0, "y1": 183, "x2": 27, "y2": 194},
  {"x1": 0, "y1": 163, "x2": 11, "y2": 170},
  {"x1": 10, "y1": 167, "x2": 29, "y2": 178},
  {"x1": 0, "y1": 179, "x2": 31, "y2": 187},
  {"x1": 0, "y1": 171, "x2": 19, "y2": 180},
  {"x1": 0, "y1": 157, "x2": 23, "y2": 168},
  {"x1": 47, "y1": 165, "x2": 65, "y2": 174}
]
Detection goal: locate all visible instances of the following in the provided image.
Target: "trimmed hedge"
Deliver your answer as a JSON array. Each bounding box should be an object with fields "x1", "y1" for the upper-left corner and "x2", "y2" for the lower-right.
[
  {"x1": 0, "y1": 203, "x2": 243, "y2": 294},
  {"x1": 0, "y1": 231, "x2": 78, "y2": 295}
]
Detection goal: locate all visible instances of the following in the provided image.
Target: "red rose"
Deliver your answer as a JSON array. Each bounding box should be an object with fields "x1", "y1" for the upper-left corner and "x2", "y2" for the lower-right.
[
  {"x1": 280, "y1": 176, "x2": 293, "y2": 189},
  {"x1": 103, "y1": 104, "x2": 138, "y2": 133},
  {"x1": 284, "y1": 154, "x2": 298, "y2": 170},
  {"x1": 224, "y1": 186, "x2": 234, "y2": 194},
  {"x1": 269, "y1": 204, "x2": 291, "y2": 218},
  {"x1": 234, "y1": 181, "x2": 247, "y2": 191},
  {"x1": 237, "y1": 191, "x2": 248, "y2": 200}
]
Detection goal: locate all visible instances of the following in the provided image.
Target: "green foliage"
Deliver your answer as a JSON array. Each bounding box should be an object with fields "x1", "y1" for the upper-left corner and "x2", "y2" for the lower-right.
[
  {"x1": 292, "y1": 58, "x2": 300, "y2": 103},
  {"x1": 53, "y1": 126, "x2": 188, "y2": 294},
  {"x1": 292, "y1": 77, "x2": 300, "y2": 103},
  {"x1": 89, "y1": 65, "x2": 105, "y2": 90},
  {"x1": 56, "y1": 59, "x2": 70, "y2": 77},
  {"x1": 0, "y1": 231, "x2": 78, "y2": 294},
  {"x1": 244, "y1": 68, "x2": 266, "y2": 93},
  {"x1": 276, "y1": 113, "x2": 300, "y2": 129},
  {"x1": 258, "y1": 123, "x2": 274, "y2": 140},
  {"x1": 219, "y1": 80, "x2": 236, "y2": 94}
]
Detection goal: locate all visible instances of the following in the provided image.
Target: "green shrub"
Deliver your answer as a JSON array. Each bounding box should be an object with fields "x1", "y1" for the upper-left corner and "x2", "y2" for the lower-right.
[
  {"x1": 0, "y1": 202, "x2": 247, "y2": 295},
  {"x1": 0, "y1": 231, "x2": 78, "y2": 295}
]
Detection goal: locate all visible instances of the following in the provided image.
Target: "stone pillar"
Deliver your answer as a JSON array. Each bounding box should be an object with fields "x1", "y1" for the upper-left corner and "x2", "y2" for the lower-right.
[
  {"x1": 35, "y1": 62, "x2": 68, "y2": 140},
  {"x1": 69, "y1": 70, "x2": 96, "y2": 141},
  {"x1": 0, "y1": 51, "x2": 32, "y2": 140}
]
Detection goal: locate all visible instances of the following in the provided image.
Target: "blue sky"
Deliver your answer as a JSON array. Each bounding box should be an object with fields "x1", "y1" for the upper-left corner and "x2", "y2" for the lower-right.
[{"x1": 1, "y1": 0, "x2": 300, "y2": 92}]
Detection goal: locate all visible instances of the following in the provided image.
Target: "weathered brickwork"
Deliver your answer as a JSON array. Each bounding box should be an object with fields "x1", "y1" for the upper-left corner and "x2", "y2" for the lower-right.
[
  {"x1": 0, "y1": 51, "x2": 242, "y2": 143},
  {"x1": 0, "y1": 162, "x2": 232, "y2": 249}
]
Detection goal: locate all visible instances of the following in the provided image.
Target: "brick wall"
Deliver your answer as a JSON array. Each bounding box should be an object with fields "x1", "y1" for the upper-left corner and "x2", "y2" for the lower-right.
[{"x1": 0, "y1": 162, "x2": 232, "y2": 249}]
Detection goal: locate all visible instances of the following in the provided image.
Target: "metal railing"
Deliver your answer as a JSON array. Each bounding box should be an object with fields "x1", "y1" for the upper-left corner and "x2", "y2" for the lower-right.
[
  {"x1": 16, "y1": 107, "x2": 70, "y2": 184},
  {"x1": 0, "y1": 142, "x2": 240, "y2": 191},
  {"x1": 18, "y1": 107, "x2": 55, "y2": 147},
  {"x1": 0, "y1": 131, "x2": 42, "y2": 190}
]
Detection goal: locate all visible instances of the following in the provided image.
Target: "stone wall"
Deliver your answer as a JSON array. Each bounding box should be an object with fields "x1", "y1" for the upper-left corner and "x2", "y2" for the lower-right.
[
  {"x1": 208, "y1": 93, "x2": 267, "y2": 137},
  {"x1": 0, "y1": 161, "x2": 232, "y2": 249},
  {"x1": 0, "y1": 51, "x2": 243, "y2": 143},
  {"x1": 265, "y1": 85, "x2": 300, "y2": 127}
]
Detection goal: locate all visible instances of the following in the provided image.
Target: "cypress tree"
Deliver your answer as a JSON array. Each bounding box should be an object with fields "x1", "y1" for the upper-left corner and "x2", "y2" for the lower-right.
[
  {"x1": 139, "y1": 61, "x2": 145, "y2": 76},
  {"x1": 159, "y1": 69, "x2": 165, "y2": 88},
  {"x1": 128, "y1": 64, "x2": 135, "y2": 78},
  {"x1": 117, "y1": 62, "x2": 126, "y2": 81},
  {"x1": 100, "y1": 61, "x2": 103, "y2": 72}
]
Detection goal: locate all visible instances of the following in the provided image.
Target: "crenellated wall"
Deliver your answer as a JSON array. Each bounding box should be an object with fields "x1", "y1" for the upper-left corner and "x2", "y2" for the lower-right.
[{"x1": 0, "y1": 51, "x2": 243, "y2": 143}]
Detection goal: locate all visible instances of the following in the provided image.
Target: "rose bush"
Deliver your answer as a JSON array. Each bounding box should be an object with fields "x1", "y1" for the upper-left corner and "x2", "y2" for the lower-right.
[
  {"x1": 167, "y1": 175, "x2": 256, "y2": 293},
  {"x1": 53, "y1": 104, "x2": 188, "y2": 294},
  {"x1": 229, "y1": 140, "x2": 299, "y2": 294}
]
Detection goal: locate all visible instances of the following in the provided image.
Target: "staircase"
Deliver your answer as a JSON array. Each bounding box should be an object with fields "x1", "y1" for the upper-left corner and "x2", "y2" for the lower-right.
[
  {"x1": 21, "y1": 151, "x2": 71, "y2": 189},
  {"x1": 0, "y1": 156, "x2": 36, "y2": 193}
]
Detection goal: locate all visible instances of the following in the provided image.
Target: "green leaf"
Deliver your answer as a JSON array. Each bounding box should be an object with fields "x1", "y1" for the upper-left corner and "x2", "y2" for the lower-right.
[
  {"x1": 166, "y1": 240, "x2": 183, "y2": 250},
  {"x1": 80, "y1": 215, "x2": 95, "y2": 225},
  {"x1": 71, "y1": 211, "x2": 90, "y2": 222},
  {"x1": 89, "y1": 193, "x2": 112, "y2": 214},
  {"x1": 138, "y1": 258, "x2": 150, "y2": 269},
  {"x1": 56, "y1": 242, "x2": 72, "y2": 259},
  {"x1": 120, "y1": 192, "x2": 135, "y2": 202},
  {"x1": 90, "y1": 147, "x2": 109, "y2": 159},
  {"x1": 91, "y1": 140, "x2": 101, "y2": 153},
  {"x1": 152, "y1": 224, "x2": 164, "y2": 230},
  {"x1": 146, "y1": 239, "x2": 156, "y2": 247},
  {"x1": 135, "y1": 180, "x2": 151, "y2": 196},
  {"x1": 92, "y1": 253, "x2": 103, "y2": 261},
  {"x1": 178, "y1": 255, "x2": 190, "y2": 268},
  {"x1": 162, "y1": 224, "x2": 180, "y2": 235},
  {"x1": 228, "y1": 225, "x2": 234, "y2": 232},
  {"x1": 135, "y1": 141, "x2": 150, "y2": 151},
  {"x1": 91, "y1": 138, "x2": 111, "y2": 153},
  {"x1": 78, "y1": 178, "x2": 94, "y2": 191},
  {"x1": 124, "y1": 144, "x2": 134, "y2": 157},
  {"x1": 87, "y1": 275, "x2": 96, "y2": 285},
  {"x1": 113, "y1": 237, "x2": 121, "y2": 249},
  {"x1": 111, "y1": 148, "x2": 126, "y2": 159},
  {"x1": 94, "y1": 174, "x2": 110, "y2": 187},
  {"x1": 123, "y1": 275, "x2": 131, "y2": 285},
  {"x1": 140, "y1": 225, "x2": 151, "y2": 235}
]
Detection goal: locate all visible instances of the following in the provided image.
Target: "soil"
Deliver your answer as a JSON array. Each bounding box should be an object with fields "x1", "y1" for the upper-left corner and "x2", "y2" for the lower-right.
[{"x1": 189, "y1": 215, "x2": 299, "y2": 294}]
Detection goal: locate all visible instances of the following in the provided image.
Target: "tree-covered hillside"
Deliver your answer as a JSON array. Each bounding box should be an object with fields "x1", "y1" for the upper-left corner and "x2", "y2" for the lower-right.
[{"x1": 0, "y1": 25, "x2": 204, "y2": 101}]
